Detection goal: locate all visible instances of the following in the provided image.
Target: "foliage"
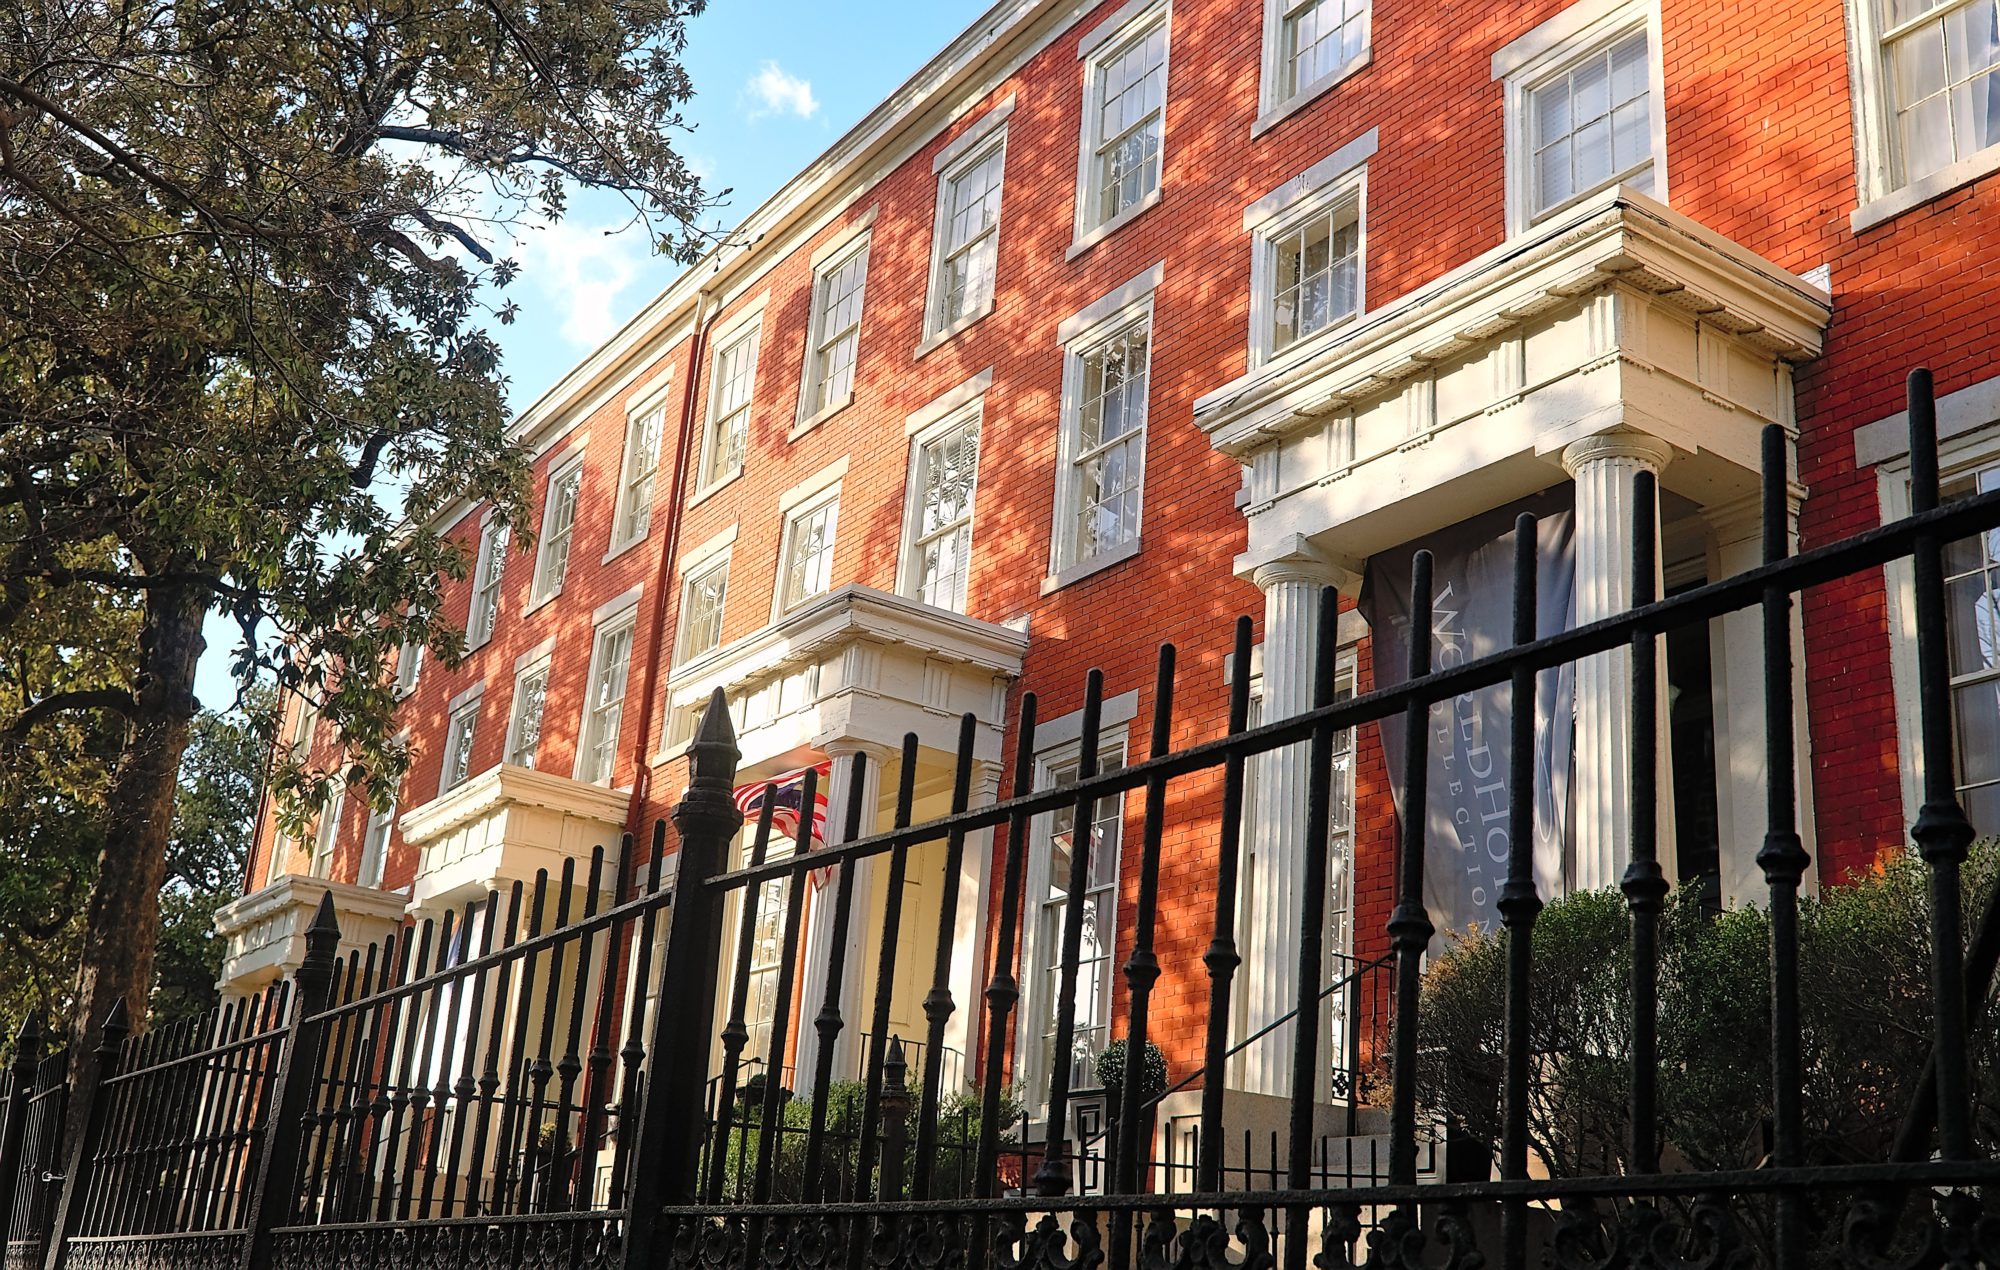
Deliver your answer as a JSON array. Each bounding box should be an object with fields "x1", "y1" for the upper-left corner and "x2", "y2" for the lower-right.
[
  {"x1": 1095, "y1": 1038, "x2": 1170, "y2": 1107},
  {"x1": 0, "y1": 0, "x2": 714, "y2": 1040}
]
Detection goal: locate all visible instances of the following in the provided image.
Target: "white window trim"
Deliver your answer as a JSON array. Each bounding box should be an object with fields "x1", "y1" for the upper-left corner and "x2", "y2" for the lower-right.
[
  {"x1": 675, "y1": 549, "x2": 734, "y2": 667},
  {"x1": 772, "y1": 483, "x2": 843, "y2": 621},
  {"x1": 504, "y1": 649, "x2": 555, "y2": 770},
  {"x1": 919, "y1": 122, "x2": 1011, "y2": 356},
  {"x1": 1494, "y1": 0, "x2": 1667, "y2": 237},
  {"x1": 392, "y1": 638, "x2": 423, "y2": 699},
  {"x1": 1245, "y1": 132, "x2": 1373, "y2": 369},
  {"x1": 574, "y1": 601, "x2": 642, "y2": 786},
  {"x1": 527, "y1": 449, "x2": 586, "y2": 612},
  {"x1": 439, "y1": 685, "x2": 486, "y2": 798},
  {"x1": 609, "y1": 390, "x2": 670, "y2": 559},
  {"x1": 694, "y1": 304, "x2": 767, "y2": 502},
  {"x1": 898, "y1": 395, "x2": 987, "y2": 612},
  {"x1": 1014, "y1": 723, "x2": 1131, "y2": 1112},
  {"x1": 1845, "y1": 0, "x2": 2000, "y2": 232},
  {"x1": 310, "y1": 780, "x2": 346, "y2": 880},
  {"x1": 1067, "y1": 0, "x2": 1173, "y2": 260},
  {"x1": 794, "y1": 232, "x2": 873, "y2": 438},
  {"x1": 466, "y1": 512, "x2": 509, "y2": 650},
  {"x1": 359, "y1": 796, "x2": 394, "y2": 890},
  {"x1": 1254, "y1": 0, "x2": 1372, "y2": 138},
  {"x1": 1044, "y1": 276, "x2": 1161, "y2": 594}
]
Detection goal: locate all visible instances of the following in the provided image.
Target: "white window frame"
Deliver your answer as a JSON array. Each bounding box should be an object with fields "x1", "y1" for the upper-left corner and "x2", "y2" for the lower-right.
[
  {"x1": 530, "y1": 452, "x2": 585, "y2": 607},
  {"x1": 504, "y1": 647, "x2": 554, "y2": 770},
  {"x1": 899, "y1": 397, "x2": 986, "y2": 614},
  {"x1": 1070, "y1": 0, "x2": 1172, "y2": 255},
  {"x1": 698, "y1": 314, "x2": 762, "y2": 495},
  {"x1": 1046, "y1": 273, "x2": 1159, "y2": 591},
  {"x1": 921, "y1": 102, "x2": 1012, "y2": 350},
  {"x1": 309, "y1": 780, "x2": 345, "y2": 880},
  {"x1": 1015, "y1": 724, "x2": 1131, "y2": 1112},
  {"x1": 611, "y1": 399, "x2": 668, "y2": 554},
  {"x1": 359, "y1": 794, "x2": 394, "y2": 889},
  {"x1": 1494, "y1": 0, "x2": 1667, "y2": 236},
  {"x1": 797, "y1": 230, "x2": 872, "y2": 431},
  {"x1": 775, "y1": 485, "x2": 842, "y2": 617},
  {"x1": 1245, "y1": 130, "x2": 1373, "y2": 368},
  {"x1": 439, "y1": 692, "x2": 483, "y2": 797},
  {"x1": 1846, "y1": 0, "x2": 2000, "y2": 231},
  {"x1": 676, "y1": 549, "x2": 732, "y2": 666},
  {"x1": 467, "y1": 514, "x2": 510, "y2": 649},
  {"x1": 392, "y1": 638, "x2": 423, "y2": 698},
  {"x1": 575, "y1": 602, "x2": 640, "y2": 787},
  {"x1": 1256, "y1": 0, "x2": 1371, "y2": 136}
]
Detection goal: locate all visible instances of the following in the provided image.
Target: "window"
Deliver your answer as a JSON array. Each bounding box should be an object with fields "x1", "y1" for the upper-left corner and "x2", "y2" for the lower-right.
[
  {"x1": 613, "y1": 406, "x2": 666, "y2": 549},
  {"x1": 778, "y1": 492, "x2": 840, "y2": 613},
  {"x1": 506, "y1": 660, "x2": 551, "y2": 769},
  {"x1": 701, "y1": 325, "x2": 759, "y2": 490},
  {"x1": 532, "y1": 457, "x2": 584, "y2": 604},
  {"x1": 802, "y1": 241, "x2": 870, "y2": 420},
  {"x1": 1943, "y1": 463, "x2": 2000, "y2": 833},
  {"x1": 677, "y1": 555, "x2": 730, "y2": 663},
  {"x1": 1077, "y1": 8, "x2": 1169, "y2": 236},
  {"x1": 1022, "y1": 736, "x2": 1127, "y2": 1103},
  {"x1": 1886, "y1": 0, "x2": 2000, "y2": 182},
  {"x1": 441, "y1": 698, "x2": 480, "y2": 794},
  {"x1": 737, "y1": 831, "x2": 799, "y2": 1067},
  {"x1": 903, "y1": 409, "x2": 983, "y2": 613},
  {"x1": 1054, "y1": 312, "x2": 1152, "y2": 577},
  {"x1": 1263, "y1": 187, "x2": 1361, "y2": 358},
  {"x1": 1267, "y1": 0, "x2": 1369, "y2": 110},
  {"x1": 1496, "y1": 2, "x2": 1663, "y2": 233},
  {"x1": 393, "y1": 639, "x2": 423, "y2": 698},
  {"x1": 310, "y1": 781, "x2": 344, "y2": 879},
  {"x1": 928, "y1": 143, "x2": 1007, "y2": 336},
  {"x1": 468, "y1": 518, "x2": 510, "y2": 647},
  {"x1": 359, "y1": 797, "x2": 393, "y2": 889},
  {"x1": 577, "y1": 614, "x2": 637, "y2": 786}
]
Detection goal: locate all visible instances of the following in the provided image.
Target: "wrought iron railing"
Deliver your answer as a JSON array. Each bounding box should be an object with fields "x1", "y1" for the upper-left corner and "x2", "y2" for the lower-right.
[{"x1": 5, "y1": 370, "x2": 2000, "y2": 1269}]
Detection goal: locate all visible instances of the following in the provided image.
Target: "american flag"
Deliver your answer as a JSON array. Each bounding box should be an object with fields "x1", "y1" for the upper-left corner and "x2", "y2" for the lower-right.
[{"x1": 733, "y1": 762, "x2": 833, "y2": 886}]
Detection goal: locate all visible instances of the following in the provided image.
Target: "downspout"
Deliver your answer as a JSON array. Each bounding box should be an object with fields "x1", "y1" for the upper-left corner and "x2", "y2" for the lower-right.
[{"x1": 623, "y1": 283, "x2": 723, "y2": 840}]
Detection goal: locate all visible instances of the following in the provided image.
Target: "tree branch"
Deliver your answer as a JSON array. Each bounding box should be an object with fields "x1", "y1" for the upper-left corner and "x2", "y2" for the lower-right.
[{"x1": 7, "y1": 689, "x2": 137, "y2": 738}]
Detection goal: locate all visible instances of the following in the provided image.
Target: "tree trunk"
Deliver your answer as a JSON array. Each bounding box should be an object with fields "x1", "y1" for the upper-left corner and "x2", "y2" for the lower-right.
[{"x1": 68, "y1": 585, "x2": 208, "y2": 1062}]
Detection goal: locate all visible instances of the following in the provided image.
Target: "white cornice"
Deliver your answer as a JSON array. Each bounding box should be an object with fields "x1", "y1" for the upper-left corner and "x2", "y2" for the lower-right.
[
  {"x1": 213, "y1": 873, "x2": 408, "y2": 937},
  {"x1": 1194, "y1": 187, "x2": 1831, "y2": 460},
  {"x1": 398, "y1": 762, "x2": 631, "y2": 847}
]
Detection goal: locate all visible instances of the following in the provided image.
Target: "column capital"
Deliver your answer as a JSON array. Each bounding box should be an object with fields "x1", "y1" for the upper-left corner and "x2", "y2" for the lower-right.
[
  {"x1": 1560, "y1": 429, "x2": 1676, "y2": 478},
  {"x1": 1237, "y1": 533, "x2": 1363, "y2": 596},
  {"x1": 821, "y1": 737, "x2": 899, "y2": 764}
]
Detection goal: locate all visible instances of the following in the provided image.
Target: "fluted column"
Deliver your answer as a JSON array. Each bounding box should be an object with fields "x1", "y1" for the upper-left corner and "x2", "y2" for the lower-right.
[
  {"x1": 1239, "y1": 541, "x2": 1356, "y2": 1097},
  {"x1": 1562, "y1": 431, "x2": 1676, "y2": 893},
  {"x1": 793, "y1": 740, "x2": 887, "y2": 1091}
]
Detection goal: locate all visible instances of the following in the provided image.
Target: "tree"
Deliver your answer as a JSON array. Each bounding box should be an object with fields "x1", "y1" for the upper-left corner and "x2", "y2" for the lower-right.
[{"x1": 0, "y1": 0, "x2": 714, "y2": 1058}]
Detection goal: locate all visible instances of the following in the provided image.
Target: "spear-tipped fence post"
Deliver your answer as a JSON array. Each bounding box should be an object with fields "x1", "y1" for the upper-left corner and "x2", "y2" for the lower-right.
[
  {"x1": 622, "y1": 688, "x2": 741, "y2": 1270},
  {"x1": 42, "y1": 999, "x2": 130, "y2": 1270},
  {"x1": 0, "y1": 1014, "x2": 46, "y2": 1254},
  {"x1": 240, "y1": 891, "x2": 342, "y2": 1270}
]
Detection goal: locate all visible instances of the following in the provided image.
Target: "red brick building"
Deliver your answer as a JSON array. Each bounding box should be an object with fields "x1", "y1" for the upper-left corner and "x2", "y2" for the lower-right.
[{"x1": 227, "y1": 0, "x2": 2000, "y2": 1156}]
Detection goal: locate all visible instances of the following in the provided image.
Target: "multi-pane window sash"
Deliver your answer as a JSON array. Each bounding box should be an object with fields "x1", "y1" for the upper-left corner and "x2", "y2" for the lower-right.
[
  {"x1": 580, "y1": 619, "x2": 636, "y2": 785},
  {"x1": 1086, "y1": 17, "x2": 1168, "y2": 229},
  {"x1": 909, "y1": 413, "x2": 982, "y2": 612},
  {"x1": 393, "y1": 639, "x2": 422, "y2": 697},
  {"x1": 442, "y1": 701, "x2": 479, "y2": 792},
  {"x1": 1031, "y1": 739, "x2": 1126, "y2": 1100},
  {"x1": 1882, "y1": 0, "x2": 2000, "y2": 184},
  {"x1": 616, "y1": 408, "x2": 666, "y2": 546},
  {"x1": 508, "y1": 664, "x2": 551, "y2": 770},
  {"x1": 780, "y1": 496, "x2": 839, "y2": 612},
  {"x1": 1528, "y1": 28, "x2": 1652, "y2": 218},
  {"x1": 1281, "y1": 0, "x2": 1367, "y2": 98},
  {"x1": 1270, "y1": 197, "x2": 1360, "y2": 354},
  {"x1": 1943, "y1": 463, "x2": 2000, "y2": 834},
  {"x1": 933, "y1": 145, "x2": 1006, "y2": 332},
  {"x1": 310, "y1": 782, "x2": 344, "y2": 879},
  {"x1": 469, "y1": 520, "x2": 510, "y2": 646},
  {"x1": 740, "y1": 832, "x2": 797, "y2": 1066},
  {"x1": 1062, "y1": 316, "x2": 1151, "y2": 570},
  {"x1": 359, "y1": 799, "x2": 393, "y2": 889},
  {"x1": 806, "y1": 246, "x2": 869, "y2": 417},
  {"x1": 533, "y1": 461, "x2": 584, "y2": 601},
  {"x1": 703, "y1": 329, "x2": 758, "y2": 487},
  {"x1": 679, "y1": 558, "x2": 730, "y2": 662}
]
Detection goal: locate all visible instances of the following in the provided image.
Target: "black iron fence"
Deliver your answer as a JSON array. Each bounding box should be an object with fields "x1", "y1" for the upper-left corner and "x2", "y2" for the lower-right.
[{"x1": 7, "y1": 370, "x2": 2000, "y2": 1269}]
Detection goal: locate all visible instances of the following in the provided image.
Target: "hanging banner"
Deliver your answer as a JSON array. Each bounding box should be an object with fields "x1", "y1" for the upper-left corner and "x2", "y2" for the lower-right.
[{"x1": 1362, "y1": 487, "x2": 1576, "y2": 943}]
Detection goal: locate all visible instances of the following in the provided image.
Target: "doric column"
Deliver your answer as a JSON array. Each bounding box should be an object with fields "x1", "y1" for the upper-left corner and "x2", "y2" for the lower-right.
[
  {"x1": 942, "y1": 763, "x2": 1002, "y2": 1077},
  {"x1": 793, "y1": 740, "x2": 887, "y2": 1091},
  {"x1": 1238, "y1": 538, "x2": 1358, "y2": 1097},
  {"x1": 1704, "y1": 492, "x2": 1818, "y2": 907},
  {"x1": 1562, "y1": 431, "x2": 1677, "y2": 893}
]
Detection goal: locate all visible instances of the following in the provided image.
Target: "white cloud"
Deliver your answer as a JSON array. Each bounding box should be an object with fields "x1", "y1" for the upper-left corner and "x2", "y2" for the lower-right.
[
  {"x1": 511, "y1": 218, "x2": 647, "y2": 348},
  {"x1": 744, "y1": 61, "x2": 819, "y2": 120}
]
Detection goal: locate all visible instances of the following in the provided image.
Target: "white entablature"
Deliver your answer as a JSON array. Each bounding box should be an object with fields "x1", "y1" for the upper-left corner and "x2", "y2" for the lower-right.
[{"x1": 1196, "y1": 186, "x2": 1830, "y2": 576}]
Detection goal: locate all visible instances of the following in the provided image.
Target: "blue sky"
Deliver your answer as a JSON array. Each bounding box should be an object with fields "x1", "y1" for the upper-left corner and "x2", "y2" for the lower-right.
[{"x1": 194, "y1": 1, "x2": 983, "y2": 711}]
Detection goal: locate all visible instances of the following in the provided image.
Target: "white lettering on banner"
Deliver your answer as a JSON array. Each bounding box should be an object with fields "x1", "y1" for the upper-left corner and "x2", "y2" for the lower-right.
[{"x1": 1430, "y1": 579, "x2": 1510, "y2": 914}]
